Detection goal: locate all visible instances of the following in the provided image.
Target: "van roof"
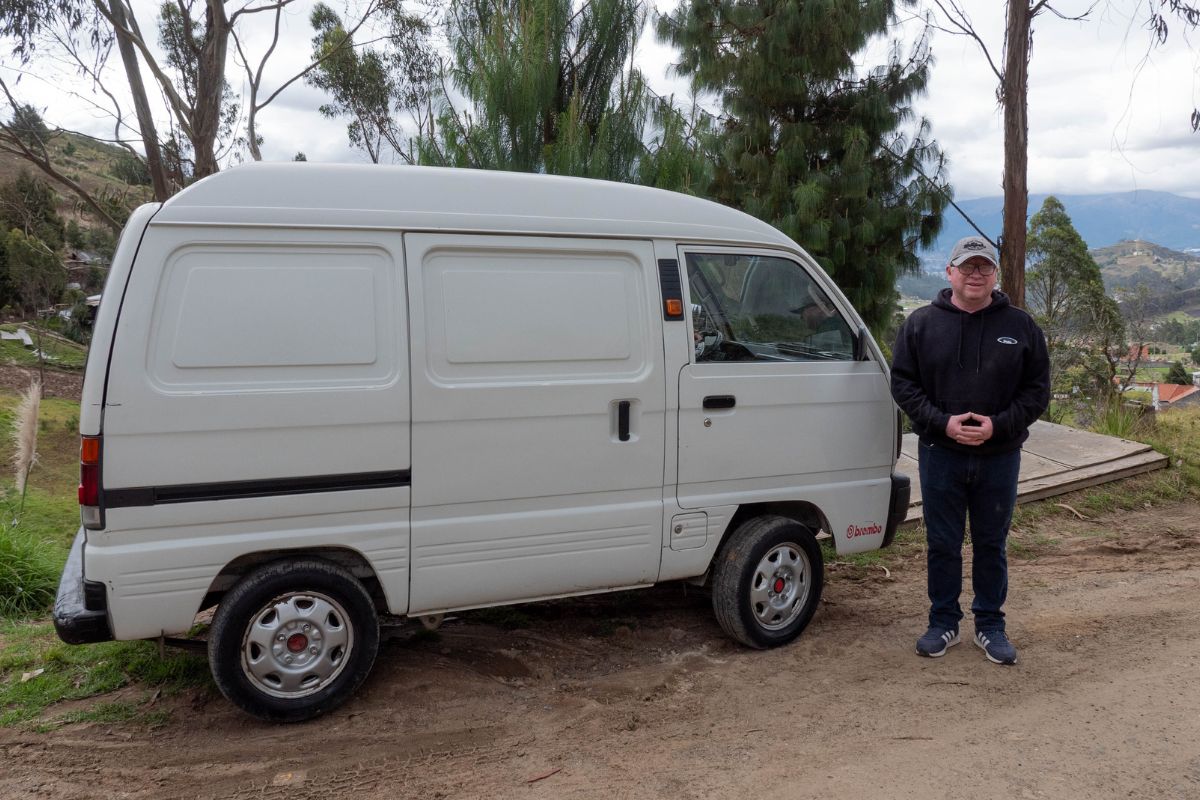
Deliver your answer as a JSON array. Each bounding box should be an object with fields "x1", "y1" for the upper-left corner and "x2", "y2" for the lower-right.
[{"x1": 154, "y1": 163, "x2": 796, "y2": 249}]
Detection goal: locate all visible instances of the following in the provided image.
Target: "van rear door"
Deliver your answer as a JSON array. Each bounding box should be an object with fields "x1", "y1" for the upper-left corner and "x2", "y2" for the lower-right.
[
  {"x1": 94, "y1": 226, "x2": 412, "y2": 637},
  {"x1": 405, "y1": 234, "x2": 666, "y2": 613}
]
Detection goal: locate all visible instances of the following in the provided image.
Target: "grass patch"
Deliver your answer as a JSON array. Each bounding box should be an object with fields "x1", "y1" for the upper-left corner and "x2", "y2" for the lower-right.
[
  {"x1": 0, "y1": 325, "x2": 88, "y2": 371},
  {"x1": 1007, "y1": 528, "x2": 1058, "y2": 559},
  {"x1": 0, "y1": 620, "x2": 209, "y2": 727},
  {"x1": 0, "y1": 524, "x2": 62, "y2": 617}
]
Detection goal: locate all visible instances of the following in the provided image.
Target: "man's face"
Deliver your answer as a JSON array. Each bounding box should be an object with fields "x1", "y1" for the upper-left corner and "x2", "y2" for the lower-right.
[{"x1": 947, "y1": 256, "x2": 997, "y2": 305}]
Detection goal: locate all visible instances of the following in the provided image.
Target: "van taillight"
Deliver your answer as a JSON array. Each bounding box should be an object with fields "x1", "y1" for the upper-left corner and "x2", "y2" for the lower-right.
[{"x1": 79, "y1": 435, "x2": 102, "y2": 527}]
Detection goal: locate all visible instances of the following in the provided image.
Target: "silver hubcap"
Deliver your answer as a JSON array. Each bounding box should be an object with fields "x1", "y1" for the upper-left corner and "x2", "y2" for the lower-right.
[
  {"x1": 750, "y1": 543, "x2": 810, "y2": 631},
  {"x1": 241, "y1": 591, "x2": 354, "y2": 699}
]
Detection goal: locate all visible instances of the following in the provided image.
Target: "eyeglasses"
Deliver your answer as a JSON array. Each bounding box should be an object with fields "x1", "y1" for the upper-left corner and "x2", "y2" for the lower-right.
[{"x1": 955, "y1": 262, "x2": 997, "y2": 277}]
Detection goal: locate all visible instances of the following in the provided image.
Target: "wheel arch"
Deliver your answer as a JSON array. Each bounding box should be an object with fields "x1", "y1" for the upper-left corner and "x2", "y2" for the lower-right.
[
  {"x1": 199, "y1": 547, "x2": 388, "y2": 616},
  {"x1": 714, "y1": 501, "x2": 829, "y2": 563}
]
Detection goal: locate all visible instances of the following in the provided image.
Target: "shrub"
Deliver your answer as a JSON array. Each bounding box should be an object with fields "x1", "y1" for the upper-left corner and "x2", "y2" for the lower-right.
[{"x1": 0, "y1": 524, "x2": 59, "y2": 617}]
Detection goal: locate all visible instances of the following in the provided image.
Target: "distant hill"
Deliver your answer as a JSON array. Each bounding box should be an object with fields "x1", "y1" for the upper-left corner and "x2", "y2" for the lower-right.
[
  {"x1": 0, "y1": 131, "x2": 152, "y2": 222},
  {"x1": 1091, "y1": 240, "x2": 1200, "y2": 318},
  {"x1": 926, "y1": 191, "x2": 1200, "y2": 261},
  {"x1": 1092, "y1": 240, "x2": 1200, "y2": 292}
]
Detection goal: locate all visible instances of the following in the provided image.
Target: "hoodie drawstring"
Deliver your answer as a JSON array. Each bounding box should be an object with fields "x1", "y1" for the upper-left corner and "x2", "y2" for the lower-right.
[
  {"x1": 957, "y1": 313, "x2": 965, "y2": 369},
  {"x1": 977, "y1": 315, "x2": 985, "y2": 373}
]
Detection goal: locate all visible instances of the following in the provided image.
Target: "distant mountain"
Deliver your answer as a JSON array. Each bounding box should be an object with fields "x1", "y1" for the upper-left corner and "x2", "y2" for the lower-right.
[{"x1": 925, "y1": 191, "x2": 1200, "y2": 264}]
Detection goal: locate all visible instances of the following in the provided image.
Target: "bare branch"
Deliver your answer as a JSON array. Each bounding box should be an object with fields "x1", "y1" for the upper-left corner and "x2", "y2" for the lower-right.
[
  {"x1": 927, "y1": 0, "x2": 1004, "y2": 82},
  {"x1": 1038, "y1": 1, "x2": 1097, "y2": 21},
  {"x1": 229, "y1": 0, "x2": 297, "y2": 24},
  {"x1": 256, "y1": 0, "x2": 383, "y2": 112}
]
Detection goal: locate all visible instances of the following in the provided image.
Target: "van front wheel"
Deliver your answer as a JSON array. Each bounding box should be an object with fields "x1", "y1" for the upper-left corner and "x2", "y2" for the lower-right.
[
  {"x1": 712, "y1": 516, "x2": 823, "y2": 649},
  {"x1": 208, "y1": 559, "x2": 379, "y2": 722}
]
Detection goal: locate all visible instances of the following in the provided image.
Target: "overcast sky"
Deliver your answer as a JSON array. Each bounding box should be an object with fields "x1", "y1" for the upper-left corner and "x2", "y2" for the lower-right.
[{"x1": 4, "y1": 0, "x2": 1198, "y2": 200}]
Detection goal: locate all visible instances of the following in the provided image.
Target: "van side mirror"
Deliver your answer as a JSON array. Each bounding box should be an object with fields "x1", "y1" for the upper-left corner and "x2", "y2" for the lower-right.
[{"x1": 853, "y1": 325, "x2": 868, "y2": 361}]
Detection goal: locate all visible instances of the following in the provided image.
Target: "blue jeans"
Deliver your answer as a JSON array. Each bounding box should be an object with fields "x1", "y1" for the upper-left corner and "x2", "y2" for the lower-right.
[{"x1": 918, "y1": 442, "x2": 1021, "y2": 633}]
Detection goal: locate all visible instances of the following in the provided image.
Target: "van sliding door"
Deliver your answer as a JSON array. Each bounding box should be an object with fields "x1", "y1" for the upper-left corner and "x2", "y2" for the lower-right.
[{"x1": 405, "y1": 234, "x2": 666, "y2": 613}]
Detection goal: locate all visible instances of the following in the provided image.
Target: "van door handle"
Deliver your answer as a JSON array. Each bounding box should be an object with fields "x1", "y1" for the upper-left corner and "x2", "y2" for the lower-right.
[
  {"x1": 617, "y1": 400, "x2": 630, "y2": 441},
  {"x1": 703, "y1": 395, "x2": 736, "y2": 410}
]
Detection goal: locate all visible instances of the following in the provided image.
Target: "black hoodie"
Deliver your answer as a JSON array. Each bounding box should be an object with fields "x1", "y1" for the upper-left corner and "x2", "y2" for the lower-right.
[{"x1": 891, "y1": 288, "x2": 1050, "y2": 455}]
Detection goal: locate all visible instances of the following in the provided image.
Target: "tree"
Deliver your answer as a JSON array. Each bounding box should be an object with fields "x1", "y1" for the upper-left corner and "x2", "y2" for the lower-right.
[
  {"x1": 1166, "y1": 359, "x2": 1191, "y2": 385},
  {"x1": 0, "y1": 0, "x2": 392, "y2": 206},
  {"x1": 306, "y1": 0, "x2": 436, "y2": 164},
  {"x1": 419, "y1": 0, "x2": 678, "y2": 184},
  {"x1": 928, "y1": 1, "x2": 1091, "y2": 309},
  {"x1": 3, "y1": 228, "x2": 67, "y2": 385},
  {"x1": 3, "y1": 228, "x2": 65, "y2": 314},
  {"x1": 657, "y1": 0, "x2": 949, "y2": 332},
  {"x1": 1025, "y1": 195, "x2": 1108, "y2": 393},
  {"x1": 0, "y1": 171, "x2": 66, "y2": 250}
]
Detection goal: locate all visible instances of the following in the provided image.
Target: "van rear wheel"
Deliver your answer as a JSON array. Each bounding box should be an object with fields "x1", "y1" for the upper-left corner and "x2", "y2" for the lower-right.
[
  {"x1": 711, "y1": 516, "x2": 823, "y2": 649},
  {"x1": 208, "y1": 559, "x2": 379, "y2": 722}
]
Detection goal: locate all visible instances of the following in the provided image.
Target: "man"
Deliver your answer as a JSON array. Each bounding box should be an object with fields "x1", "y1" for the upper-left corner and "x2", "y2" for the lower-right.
[{"x1": 890, "y1": 236, "x2": 1050, "y2": 665}]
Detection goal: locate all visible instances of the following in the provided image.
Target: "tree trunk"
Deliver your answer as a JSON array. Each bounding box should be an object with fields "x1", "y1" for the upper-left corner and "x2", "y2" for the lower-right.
[
  {"x1": 1000, "y1": 1, "x2": 1031, "y2": 308},
  {"x1": 109, "y1": 0, "x2": 171, "y2": 201},
  {"x1": 192, "y1": 0, "x2": 231, "y2": 179}
]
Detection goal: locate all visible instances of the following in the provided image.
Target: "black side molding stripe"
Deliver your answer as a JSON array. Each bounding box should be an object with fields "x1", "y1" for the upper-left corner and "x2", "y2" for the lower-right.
[{"x1": 104, "y1": 469, "x2": 411, "y2": 508}]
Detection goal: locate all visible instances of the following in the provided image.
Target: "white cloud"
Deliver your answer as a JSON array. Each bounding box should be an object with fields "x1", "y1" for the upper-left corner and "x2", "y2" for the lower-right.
[{"x1": 4, "y1": 0, "x2": 1197, "y2": 199}]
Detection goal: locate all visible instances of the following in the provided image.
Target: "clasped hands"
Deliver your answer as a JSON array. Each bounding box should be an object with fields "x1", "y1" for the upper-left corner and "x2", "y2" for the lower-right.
[{"x1": 945, "y1": 412, "x2": 993, "y2": 446}]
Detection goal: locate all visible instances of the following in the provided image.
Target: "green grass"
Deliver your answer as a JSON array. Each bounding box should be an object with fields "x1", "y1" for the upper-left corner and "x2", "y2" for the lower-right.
[
  {"x1": 0, "y1": 620, "x2": 209, "y2": 727},
  {"x1": 0, "y1": 325, "x2": 88, "y2": 371}
]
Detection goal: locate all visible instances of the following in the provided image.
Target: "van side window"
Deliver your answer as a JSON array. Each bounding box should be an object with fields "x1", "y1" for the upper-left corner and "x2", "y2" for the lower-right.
[{"x1": 686, "y1": 253, "x2": 855, "y2": 362}]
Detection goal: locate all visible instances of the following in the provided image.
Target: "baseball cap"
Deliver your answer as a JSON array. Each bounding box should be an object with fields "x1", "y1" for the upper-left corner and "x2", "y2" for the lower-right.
[{"x1": 949, "y1": 236, "x2": 999, "y2": 268}]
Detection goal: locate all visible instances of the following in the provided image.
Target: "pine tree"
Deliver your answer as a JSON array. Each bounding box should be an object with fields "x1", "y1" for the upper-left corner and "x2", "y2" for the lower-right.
[
  {"x1": 1166, "y1": 360, "x2": 1191, "y2": 386},
  {"x1": 419, "y1": 0, "x2": 704, "y2": 189},
  {"x1": 656, "y1": 0, "x2": 948, "y2": 332}
]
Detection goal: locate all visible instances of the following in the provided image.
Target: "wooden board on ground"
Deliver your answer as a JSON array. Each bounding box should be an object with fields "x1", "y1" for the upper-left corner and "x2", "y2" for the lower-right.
[{"x1": 899, "y1": 420, "x2": 1168, "y2": 523}]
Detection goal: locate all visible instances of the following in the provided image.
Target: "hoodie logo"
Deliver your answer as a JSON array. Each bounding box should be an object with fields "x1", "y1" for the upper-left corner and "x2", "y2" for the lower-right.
[{"x1": 997, "y1": 336, "x2": 1018, "y2": 345}]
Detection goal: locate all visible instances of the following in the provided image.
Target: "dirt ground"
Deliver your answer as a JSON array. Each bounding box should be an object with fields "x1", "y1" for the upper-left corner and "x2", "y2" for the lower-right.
[
  {"x1": 2, "y1": 498, "x2": 1199, "y2": 800},
  {"x1": 0, "y1": 366, "x2": 83, "y2": 401}
]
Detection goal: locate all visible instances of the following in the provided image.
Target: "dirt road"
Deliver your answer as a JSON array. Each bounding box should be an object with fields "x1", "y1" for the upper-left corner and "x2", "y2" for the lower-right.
[{"x1": 2, "y1": 499, "x2": 1198, "y2": 800}]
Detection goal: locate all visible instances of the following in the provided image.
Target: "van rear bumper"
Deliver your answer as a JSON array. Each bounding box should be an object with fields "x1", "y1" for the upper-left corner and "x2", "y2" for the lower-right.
[
  {"x1": 881, "y1": 473, "x2": 911, "y2": 548},
  {"x1": 53, "y1": 529, "x2": 113, "y2": 645}
]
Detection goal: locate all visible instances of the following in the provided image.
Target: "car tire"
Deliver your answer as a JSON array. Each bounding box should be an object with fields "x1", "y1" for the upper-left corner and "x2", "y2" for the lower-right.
[
  {"x1": 208, "y1": 558, "x2": 379, "y2": 723},
  {"x1": 711, "y1": 515, "x2": 824, "y2": 649}
]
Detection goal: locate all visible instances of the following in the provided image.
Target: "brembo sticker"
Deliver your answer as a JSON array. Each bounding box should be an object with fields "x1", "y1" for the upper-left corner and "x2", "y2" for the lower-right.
[{"x1": 846, "y1": 523, "x2": 882, "y2": 538}]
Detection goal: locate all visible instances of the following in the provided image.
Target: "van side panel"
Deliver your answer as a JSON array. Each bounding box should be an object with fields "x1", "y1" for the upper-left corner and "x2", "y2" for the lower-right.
[
  {"x1": 93, "y1": 226, "x2": 412, "y2": 638},
  {"x1": 405, "y1": 234, "x2": 665, "y2": 613}
]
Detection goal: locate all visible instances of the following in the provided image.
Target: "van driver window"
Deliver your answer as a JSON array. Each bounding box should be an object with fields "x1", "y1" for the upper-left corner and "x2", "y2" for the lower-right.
[{"x1": 686, "y1": 253, "x2": 856, "y2": 363}]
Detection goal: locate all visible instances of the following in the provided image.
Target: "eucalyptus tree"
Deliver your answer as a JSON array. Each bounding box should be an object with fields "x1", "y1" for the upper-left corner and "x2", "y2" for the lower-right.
[
  {"x1": 306, "y1": 0, "x2": 437, "y2": 164},
  {"x1": 657, "y1": 0, "x2": 949, "y2": 332},
  {"x1": 1025, "y1": 195, "x2": 1110, "y2": 397},
  {"x1": 0, "y1": 0, "x2": 391, "y2": 210}
]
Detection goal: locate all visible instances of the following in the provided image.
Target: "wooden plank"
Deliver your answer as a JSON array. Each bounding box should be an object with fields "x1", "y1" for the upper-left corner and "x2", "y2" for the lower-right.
[
  {"x1": 1023, "y1": 420, "x2": 1151, "y2": 468},
  {"x1": 903, "y1": 449, "x2": 1168, "y2": 523}
]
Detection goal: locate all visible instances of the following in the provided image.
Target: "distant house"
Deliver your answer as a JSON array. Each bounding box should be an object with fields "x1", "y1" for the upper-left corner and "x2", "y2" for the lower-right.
[
  {"x1": 1127, "y1": 344, "x2": 1151, "y2": 361},
  {"x1": 1127, "y1": 381, "x2": 1200, "y2": 410}
]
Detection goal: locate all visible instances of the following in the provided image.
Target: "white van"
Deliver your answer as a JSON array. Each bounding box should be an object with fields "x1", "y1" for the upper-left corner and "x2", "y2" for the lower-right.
[{"x1": 54, "y1": 163, "x2": 909, "y2": 721}]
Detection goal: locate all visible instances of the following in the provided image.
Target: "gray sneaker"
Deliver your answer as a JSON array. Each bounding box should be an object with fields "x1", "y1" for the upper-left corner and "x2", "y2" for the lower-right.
[
  {"x1": 916, "y1": 626, "x2": 960, "y2": 657},
  {"x1": 974, "y1": 630, "x2": 1017, "y2": 665}
]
